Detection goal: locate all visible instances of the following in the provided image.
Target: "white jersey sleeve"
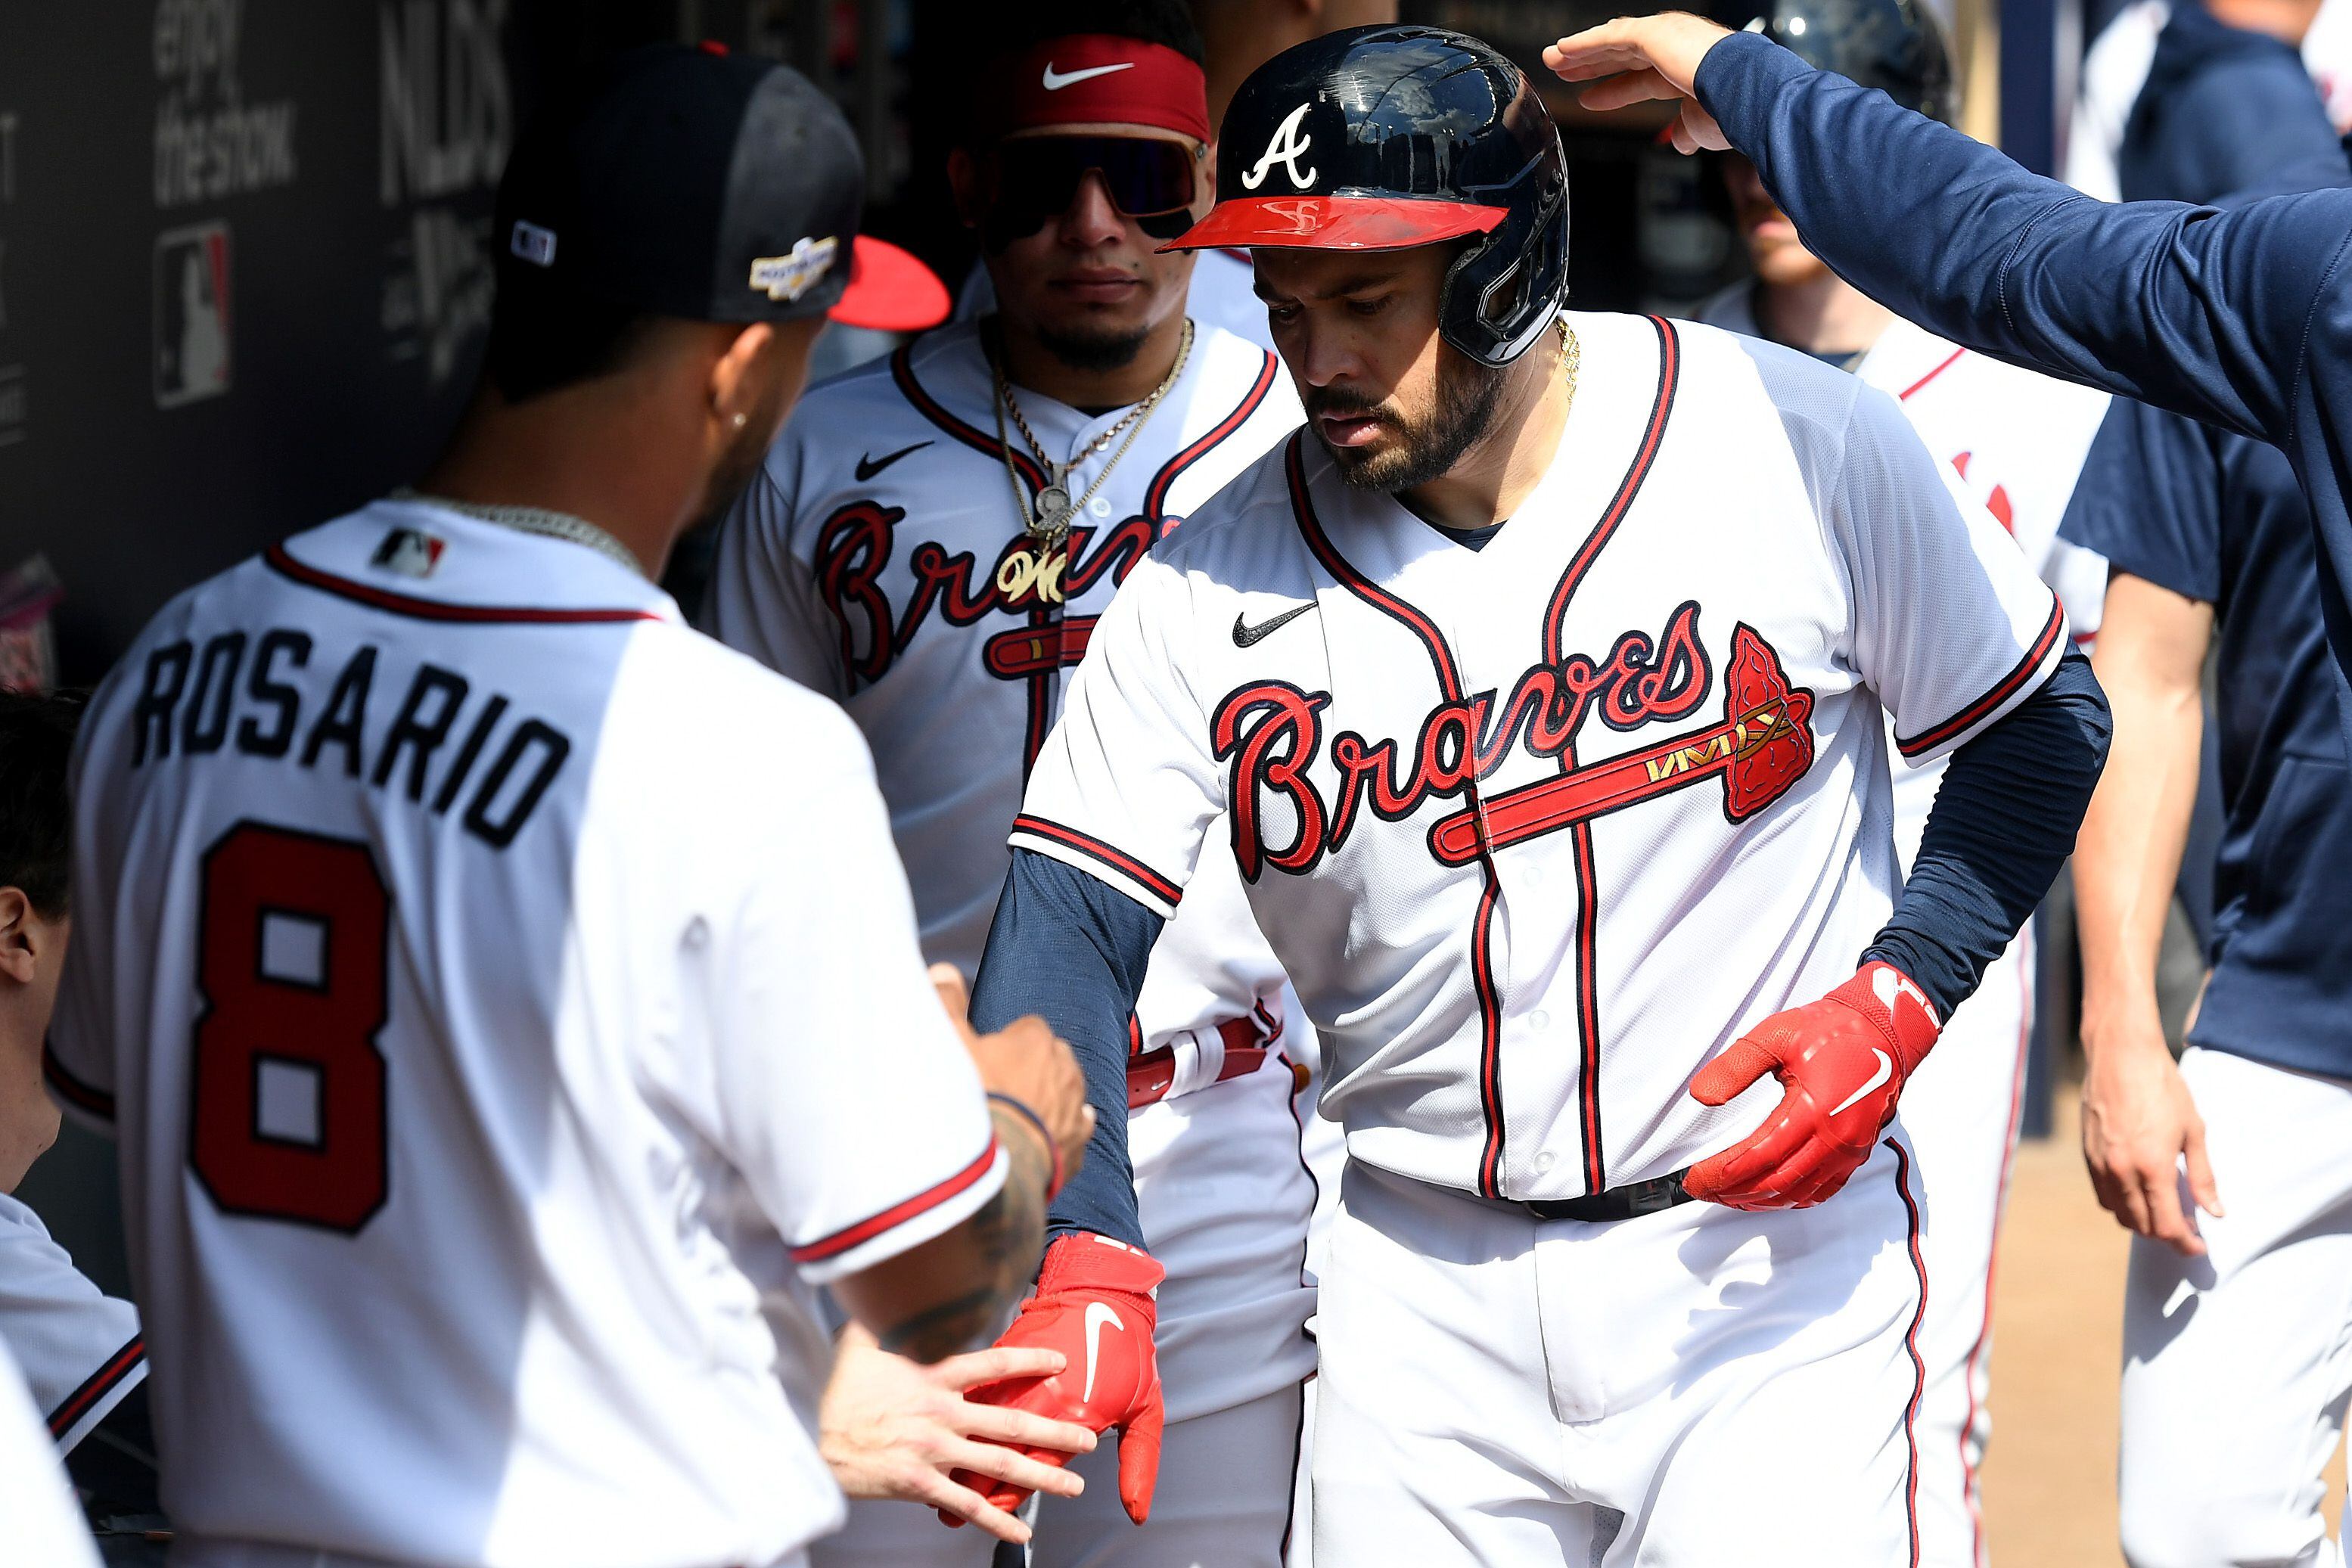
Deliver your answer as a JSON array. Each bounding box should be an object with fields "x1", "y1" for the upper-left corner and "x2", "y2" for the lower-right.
[
  {"x1": 704, "y1": 462, "x2": 851, "y2": 700},
  {"x1": 698, "y1": 700, "x2": 1006, "y2": 1283},
  {"x1": 1809, "y1": 382, "x2": 2068, "y2": 765},
  {"x1": 1008, "y1": 553, "x2": 1226, "y2": 918},
  {"x1": 0, "y1": 1196, "x2": 144, "y2": 1452},
  {"x1": 0, "y1": 1336, "x2": 99, "y2": 1568}
]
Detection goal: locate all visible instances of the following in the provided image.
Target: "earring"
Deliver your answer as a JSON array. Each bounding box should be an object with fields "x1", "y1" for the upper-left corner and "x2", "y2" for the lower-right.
[{"x1": 732, "y1": 412, "x2": 747, "y2": 429}]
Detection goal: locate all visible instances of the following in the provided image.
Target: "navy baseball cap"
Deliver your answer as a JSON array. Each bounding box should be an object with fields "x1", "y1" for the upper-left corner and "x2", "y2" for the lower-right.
[{"x1": 494, "y1": 43, "x2": 947, "y2": 331}]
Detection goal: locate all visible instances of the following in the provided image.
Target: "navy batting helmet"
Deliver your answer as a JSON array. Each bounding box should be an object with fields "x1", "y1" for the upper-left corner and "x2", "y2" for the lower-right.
[
  {"x1": 1163, "y1": 24, "x2": 1571, "y2": 368},
  {"x1": 1732, "y1": 0, "x2": 1957, "y2": 124}
]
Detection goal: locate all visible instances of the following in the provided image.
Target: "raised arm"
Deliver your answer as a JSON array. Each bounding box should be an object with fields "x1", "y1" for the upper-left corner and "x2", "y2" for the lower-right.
[{"x1": 1547, "y1": 18, "x2": 2352, "y2": 445}]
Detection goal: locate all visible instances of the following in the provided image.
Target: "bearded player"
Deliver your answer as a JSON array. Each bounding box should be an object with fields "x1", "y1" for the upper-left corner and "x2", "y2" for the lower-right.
[
  {"x1": 1691, "y1": 4, "x2": 2110, "y2": 1559},
  {"x1": 959, "y1": 24, "x2": 2111, "y2": 1560},
  {"x1": 708, "y1": 6, "x2": 1315, "y2": 1564}
]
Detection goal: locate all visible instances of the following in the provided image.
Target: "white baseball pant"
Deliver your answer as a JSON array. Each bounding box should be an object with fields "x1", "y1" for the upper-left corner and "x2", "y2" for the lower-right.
[
  {"x1": 1902, "y1": 930, "x2": 2035, "y2": 1568},
  {"x1": 2119, "y1": 1046, "x2": 2352, "y2": 1568},
  {"x1": 810, "y1": 1380, "x2": 1303, "y2": 1568},
  {"x1": 1311, "y1": 1138, "x2": 1934, "y2": 1564}
]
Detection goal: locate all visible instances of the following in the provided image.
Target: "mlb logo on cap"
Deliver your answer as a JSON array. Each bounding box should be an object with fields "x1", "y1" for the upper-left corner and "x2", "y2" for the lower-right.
[{"x1": 509, "y1": 221, "x2": 558, "y2": 267}]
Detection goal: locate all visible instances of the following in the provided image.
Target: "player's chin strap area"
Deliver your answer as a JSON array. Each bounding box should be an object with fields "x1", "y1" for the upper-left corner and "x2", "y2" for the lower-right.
[{"x1": 1498, "y1": 1167, "x2": 1697, "y2": 1225}]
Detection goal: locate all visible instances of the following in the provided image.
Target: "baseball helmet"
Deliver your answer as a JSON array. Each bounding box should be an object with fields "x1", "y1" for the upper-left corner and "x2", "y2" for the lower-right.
[
  {"x1": 1163, "y1": 24, "x2": 1571, "y2": 368},
  {"x1": 1731, "y1": 0, "x2": 1957, "y2": 123}
]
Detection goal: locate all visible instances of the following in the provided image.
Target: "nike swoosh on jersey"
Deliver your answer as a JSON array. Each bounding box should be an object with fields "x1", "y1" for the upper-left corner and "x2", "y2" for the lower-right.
[
  {"x1": 1042, "y1": 61, "x2": 1135, "y2": 90},
  {"x1": 1082, "y1": 1300, "x2": 1123, "y2": 1404},
  {"x1": 1829, "y1": 1048, "x2": 1894, "y2": 1117},
  {"x1": 1232, "y1": 602, "x2": 1316, "y2": 647},
  {"x1": 854, "y1": 440, "x2": 933, "y2": 482}
]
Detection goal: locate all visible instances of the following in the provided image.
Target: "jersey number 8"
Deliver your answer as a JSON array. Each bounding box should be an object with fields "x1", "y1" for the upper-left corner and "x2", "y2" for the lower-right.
[{"x1": 190, "y1": 821, "x2": 392, "y2": 1232}]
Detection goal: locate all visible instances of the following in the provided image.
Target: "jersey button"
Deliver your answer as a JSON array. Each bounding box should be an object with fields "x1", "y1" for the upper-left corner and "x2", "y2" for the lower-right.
[
  {"x1": 1523, "y1": 865, "x2": 1543, "y2": 886},
  {"x1": 1529, "y1": 1010, "x2": 1550, "y2": 1031},
  {"x1": 1089, "y1": 495, "x2": 1113, "y2": 518},
  {"x1": 1535, "y1": 1151, "x2": 1557, "y2": 1174}
]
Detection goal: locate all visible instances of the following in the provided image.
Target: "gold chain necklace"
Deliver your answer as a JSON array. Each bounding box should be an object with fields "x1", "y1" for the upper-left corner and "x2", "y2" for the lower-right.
[
  {"x1": 992, "y1": 319, "x2": 1195, "y2": 543},
  {"x1": 1558, "y1": 315, "x2": 1581, "y2": 416}
]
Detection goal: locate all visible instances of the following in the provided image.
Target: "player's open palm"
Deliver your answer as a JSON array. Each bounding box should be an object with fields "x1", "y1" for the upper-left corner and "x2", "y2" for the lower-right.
[
  {"x1": 821, "y1": 1324, "x2": 1098, "y2": 1545},
  {"x1": 1543, "y1": 13, "x2": 1736, "y2": 154},
  {"x1": 2080, "y1": 1023, "x2": 2223, "y2": 1256}
]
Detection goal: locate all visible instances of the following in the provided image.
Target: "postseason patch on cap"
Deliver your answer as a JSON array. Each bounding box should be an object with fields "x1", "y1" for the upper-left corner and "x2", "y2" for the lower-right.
[
  {"x1": 510, "y1": 220, "x2": 558, "y2": 267},
  {"x1": 748, "y1": 234, "x2": 839, "y2": 301}
]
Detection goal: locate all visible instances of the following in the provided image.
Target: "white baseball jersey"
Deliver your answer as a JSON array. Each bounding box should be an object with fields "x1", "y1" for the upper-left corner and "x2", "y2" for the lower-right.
[
  {"x1": 710, "y1": 318, "x2": 1316, "y2": 1425},
  {"x1": 956, "y1": 247, "x2": 1275, "y2": 352},
  {"x1": 1014, "y1": 312, "x2": 2067, "y2": 1202},
  {"x1": 46, "y1": 501, "x2": 1005, "y2": 1568},
  {"x1": 0, "y1": 1194, "x2": 144, "y2": 1453},
  {"x1": 0, "y1": 1334, "x2": 100, "y2": 1568},
  {"x1": 1698, "y1": 291, "x2": 2109, "y2": 864}
]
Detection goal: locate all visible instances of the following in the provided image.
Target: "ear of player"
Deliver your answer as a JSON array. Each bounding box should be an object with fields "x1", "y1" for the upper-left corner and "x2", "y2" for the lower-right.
[
  {"x1": 944, "y1": 1232, "x2": 1166, "y2": 1526},
  {"x1": 1684, "y1": 961, "x2": 1942, "y2": 1209}
]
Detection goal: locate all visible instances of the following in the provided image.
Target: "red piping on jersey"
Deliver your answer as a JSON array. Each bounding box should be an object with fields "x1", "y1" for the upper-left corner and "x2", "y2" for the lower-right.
[
  {"x1": 1143, "y1": 349, "x2": 1280, "y2": 526},
  {"x1": 1011, "y1": 814, "x2": 1186, "y2": 909},
  {"x1": 1896, "y1": 598, "x2": 2065, "y2": 758},
  {"x1": 890, "y1": 343, "x2": 1049, "y2": 492},
  {"x1": 791, "y1": 1138, "x2": 1002, "y2": 1265},
  {"x1": 41, "y1": 1044, "x2": 113, "y2": 1119},
  {"x1": 1896, "y1": 347, "x2": 1968, "y2": 403},
  {"x1": 1280, "y1": 433, "x2": 1513, "y2": 1198},
  {"x1": 1891, "y1": 1137, "x2": 1930, "y2": 1568},
  {"x1": 1543, "y1": 316, "x2": 1681, "y2": 1197},
  {"x1": 47, "y1": 1334, "x2": 143, "y2": 1439},
  {"x1": 261, "y1": 545, "x2": 663, "y2": 626}
]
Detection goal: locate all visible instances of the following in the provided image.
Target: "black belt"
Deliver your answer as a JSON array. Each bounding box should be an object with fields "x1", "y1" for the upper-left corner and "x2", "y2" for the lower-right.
[{"x1": 1515, "y1": 1166, "x2": 1695, "y2": 1223}]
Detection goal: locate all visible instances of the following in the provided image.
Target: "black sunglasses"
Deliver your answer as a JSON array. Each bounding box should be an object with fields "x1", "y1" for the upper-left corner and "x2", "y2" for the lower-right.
[{"x1": 983, "y1": 135, "x2": 1201, "y2": 242}]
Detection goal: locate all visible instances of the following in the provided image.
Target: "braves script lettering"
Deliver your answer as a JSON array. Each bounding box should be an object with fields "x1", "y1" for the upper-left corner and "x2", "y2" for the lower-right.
[
  {"x1": 812, "y1": 500, "x2": 1158, "y2": 684},
  {"x1": 1213, "y1": 602, "x2": 1732, "y2": 879}
]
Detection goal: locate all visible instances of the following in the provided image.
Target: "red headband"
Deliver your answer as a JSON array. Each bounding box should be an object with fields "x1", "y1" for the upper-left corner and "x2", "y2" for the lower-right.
[{"x1": 980, "y1": 36, "x2": 1211, "y2": 145}]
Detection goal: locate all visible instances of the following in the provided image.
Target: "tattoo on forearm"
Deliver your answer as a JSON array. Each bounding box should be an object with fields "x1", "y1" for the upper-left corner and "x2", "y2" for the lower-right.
[{"x1": 877, "y1": 1107, "x2": 1050, "y2": 1362}]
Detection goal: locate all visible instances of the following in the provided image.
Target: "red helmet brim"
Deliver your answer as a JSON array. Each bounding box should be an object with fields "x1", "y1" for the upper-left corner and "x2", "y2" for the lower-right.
[{"x1": 1159, "y1": 196, "x2": 1508, "y2": 253}]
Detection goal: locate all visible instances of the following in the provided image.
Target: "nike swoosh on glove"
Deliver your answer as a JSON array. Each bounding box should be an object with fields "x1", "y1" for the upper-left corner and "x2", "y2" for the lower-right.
[
  {"x1": 943, "y1": 1231, "x2": 1165, "y2": 1527},
  {"x1": 1684, "y1": 961, "x2": 1940, "y2": 1210}
]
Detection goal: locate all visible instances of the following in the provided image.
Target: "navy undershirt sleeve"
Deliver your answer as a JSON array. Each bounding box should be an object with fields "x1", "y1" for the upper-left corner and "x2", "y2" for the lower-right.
[
  {"x1": 969, "y1": 848, "x2": 1161, "y2": 1252},
  {"x1": 1863, "y1": 648, "x2": 2112, "y2": 1017}
]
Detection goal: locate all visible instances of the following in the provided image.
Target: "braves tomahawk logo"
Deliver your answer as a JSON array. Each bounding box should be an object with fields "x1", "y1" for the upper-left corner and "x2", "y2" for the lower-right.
[
  {"x1": 1211, "y1": 607, "x2": 1816, "y2": 879},
  {"x1": 1241, "y1": 104, "x2": 1318, "y2": 191}
]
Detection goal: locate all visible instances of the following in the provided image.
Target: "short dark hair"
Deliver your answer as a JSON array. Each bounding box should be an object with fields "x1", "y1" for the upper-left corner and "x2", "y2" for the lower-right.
[
  {"x1": 0, "y1": 691, "x2": 82, "y2": 920},
  {"x1": 482, "y1": 284, "x2": 661, "y2": 404},
  {"x1": 994, "y1": 0, "x2": 1205, "y2": 67}
]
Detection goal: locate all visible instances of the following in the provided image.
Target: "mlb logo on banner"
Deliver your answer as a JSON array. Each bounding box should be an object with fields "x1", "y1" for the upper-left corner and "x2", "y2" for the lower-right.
[{"x1": 153, "y1": 221, "x2": 232, "y2": 409}]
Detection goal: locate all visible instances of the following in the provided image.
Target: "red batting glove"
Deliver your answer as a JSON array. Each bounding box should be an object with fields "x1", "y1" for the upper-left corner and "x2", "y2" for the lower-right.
[
  {"x1": 1684, "y1": 961, "x2": 1940, "y2": 1210},
  {"x1": 942, "y1": 1232, "x2": 1165, "y2": 1527}
]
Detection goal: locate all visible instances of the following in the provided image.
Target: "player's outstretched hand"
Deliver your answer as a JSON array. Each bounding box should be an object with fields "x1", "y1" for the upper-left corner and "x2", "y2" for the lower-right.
[
  {"x1": 1685, "y1": 963, "x2": 1941, "y2": 1209},
  {"x1": 1542, "y1": 14, "x2": 1736, "y2": 154},
  {"x1": 931, "y1": 965, "x2": 1094, "y2": 1185},
  {"x1": 2080, "y1": 1017, "x2": 2223, "y2": 1255},
  {"x1": 944, "y1": 1232, "x2": 1165, "y2": 1529},
  {"x1": 821, "y1": 1323, "x2": 1098, "y2": 1545}
]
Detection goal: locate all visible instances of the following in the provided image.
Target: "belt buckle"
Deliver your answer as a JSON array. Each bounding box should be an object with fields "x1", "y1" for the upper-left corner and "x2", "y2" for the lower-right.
[{"x1": 1621, "y1": 1172, "x2": 1688, "y2": 1216}]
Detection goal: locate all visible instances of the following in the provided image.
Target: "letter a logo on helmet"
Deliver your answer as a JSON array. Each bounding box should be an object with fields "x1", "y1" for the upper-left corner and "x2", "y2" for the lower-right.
[
  {"x1": 1166, "y1": 24, "x2": 1572, "y2": 368},
  {"x1": 1241, "y1": 103, "x2": 1318, "y2": 191}
]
